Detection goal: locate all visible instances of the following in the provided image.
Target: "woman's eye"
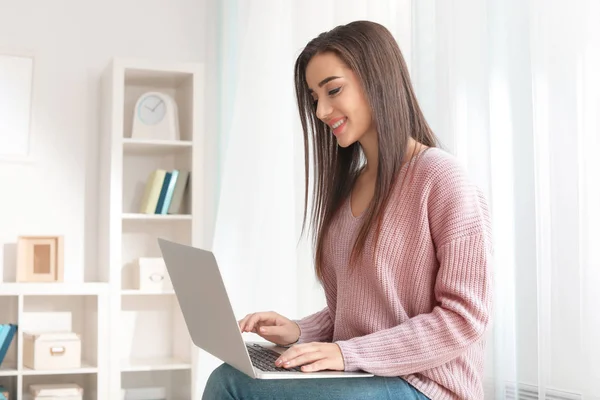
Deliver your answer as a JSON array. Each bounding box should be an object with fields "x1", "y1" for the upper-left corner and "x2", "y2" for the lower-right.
[{"x1": 328, "y1": 87, "x2": 341, "y2": 96}]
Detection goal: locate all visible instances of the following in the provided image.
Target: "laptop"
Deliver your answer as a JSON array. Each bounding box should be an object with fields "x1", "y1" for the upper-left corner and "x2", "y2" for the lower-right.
[{"x1": 157, "y1": 238, "x2": 374, "y2": 380}]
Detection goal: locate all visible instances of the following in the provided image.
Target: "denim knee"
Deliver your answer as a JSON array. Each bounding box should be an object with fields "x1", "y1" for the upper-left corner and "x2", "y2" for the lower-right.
[{"x1": 202, "y1": 363, "x2": 237, "y2": 400}]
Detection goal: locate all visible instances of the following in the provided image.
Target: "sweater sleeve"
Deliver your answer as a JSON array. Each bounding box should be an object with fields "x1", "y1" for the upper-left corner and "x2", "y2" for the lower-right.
[
  {"x1": 335, "y1": 158, "x2": 494, "y2": 376},
  {"x1": 294, "y1": 306, "x2": 335, "y2": 343}
]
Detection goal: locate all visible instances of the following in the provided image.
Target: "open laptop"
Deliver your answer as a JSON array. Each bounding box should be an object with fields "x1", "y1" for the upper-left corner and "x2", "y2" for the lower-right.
[{"x1": 157, "y1": 238, "x2": 373, "y2": 380}]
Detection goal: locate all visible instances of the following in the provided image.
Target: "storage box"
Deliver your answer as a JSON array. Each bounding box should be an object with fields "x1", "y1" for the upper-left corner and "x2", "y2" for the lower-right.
[
  {"x1": 134, "y1": 257, "x2": 172, "y2": 292},
  {"x1": 29, "y1": 383, "x2": 83, "y2": 400},
  {"x1": 23, "y1": 332, "x2": 81, "y2": 370},
  {"x1": 123, "y1": 387, "x2": 166, "y2": 400}
]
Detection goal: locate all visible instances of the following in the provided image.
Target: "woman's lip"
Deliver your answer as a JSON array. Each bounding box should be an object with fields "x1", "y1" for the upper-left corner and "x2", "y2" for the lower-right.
[
  {"x1": 332, "y1": 118, "x2": 347, "y2": 136},
  {"x1": 328, "y1": 117, "x2": 346, "y2": 127}
]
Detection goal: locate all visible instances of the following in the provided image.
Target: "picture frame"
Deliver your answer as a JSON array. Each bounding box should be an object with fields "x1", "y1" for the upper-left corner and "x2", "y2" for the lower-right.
[{"x1": 17, "y1": 235, "x2": 64, "y2": 282}]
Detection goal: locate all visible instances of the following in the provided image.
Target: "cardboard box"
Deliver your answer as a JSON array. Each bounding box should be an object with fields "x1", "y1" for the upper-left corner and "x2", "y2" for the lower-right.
[
  {"x1": 29, "y1": 383, "x2": 83, "y2": 400},
  {"x1": 134, "y1": 257, "x2": 172, "y2": 292},
  {"x1": 23, "y1": 332, "x2": 81, "y2": 370},
  {"x1": 123, "y1": 387, "x2": 166, "y2": 400}
]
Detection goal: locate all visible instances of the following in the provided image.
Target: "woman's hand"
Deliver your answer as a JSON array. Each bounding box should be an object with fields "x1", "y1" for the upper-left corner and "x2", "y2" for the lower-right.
[
  {"x1": 238, "y1": 311, "x2": 300, "y2": 347},
  {"x1": 275, "y1": 342, "x2": 345, "y2": 372}
]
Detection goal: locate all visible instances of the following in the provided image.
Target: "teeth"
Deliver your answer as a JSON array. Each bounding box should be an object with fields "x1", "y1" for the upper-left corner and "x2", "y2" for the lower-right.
[{"x1": 332, "y1": 118, "x2": 346, "y2": 129}]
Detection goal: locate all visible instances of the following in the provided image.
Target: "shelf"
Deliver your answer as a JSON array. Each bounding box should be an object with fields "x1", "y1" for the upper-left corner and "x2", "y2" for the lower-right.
[
  {"x1": 121, "y1": 290, "x2": 175, "y2": 296},
  {"x1": 120, "y1": 296, "x2": 190, "y2": 368},
  {"x1": 21, "y1": 295, "x2": 99, "y2": 378},
  {"x1": 21, "y1": 362, "x2": 97, "y2": 376},
  {"x1": 0, "y1": 365, "x2": 17, "y2": 376},
  {"x1": 121, "y1": 368, "x2": 192, "y2": 400},
  {"x1": 123, "y1": 62, "x2": 198, "y2": 86},
  {"x1": 123, "y1": 138, "x2": 192, "y2": 155},
  {"x1": 122, "y1": 213, "x2": 192, "y2": 221},
  {"x1": 100, "y1": 57, "x2": 202, "y2": 398},
  {"x1": 121, "y1": 357, "x2": 192, "y2": 372},
  {"x1": 0, "y1": 283, "x2": 108, "y2": 296}
]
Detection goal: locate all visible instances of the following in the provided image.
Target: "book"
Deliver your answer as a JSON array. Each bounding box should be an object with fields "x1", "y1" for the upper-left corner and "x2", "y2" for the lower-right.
[
  {"x1": 167, "y1": 170, "x2": 189, "y2": 214},
  {"x1": 139, "y1": 169, "x2": 167, "y2": 214},
  {"x1": 159, "y1": 169, "x2": 179, "y2": 214},
  {"x1": 0, "y1": 325, "x2": 8, "y2": 353},
  {"x1": 0, "y1": 324, "x2": 17, "y2": 365},
  {"x1": 138, "y1": 169, "x2": 190, "y2": 215},
  {"x1": 154, "y1": 171, "x2": 172, "y2": 214}
]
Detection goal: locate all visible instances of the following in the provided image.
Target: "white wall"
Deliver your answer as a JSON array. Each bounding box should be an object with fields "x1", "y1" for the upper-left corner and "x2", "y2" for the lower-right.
[{"x1": 0, "y1": 0, "x2": 214, "y2": 283}]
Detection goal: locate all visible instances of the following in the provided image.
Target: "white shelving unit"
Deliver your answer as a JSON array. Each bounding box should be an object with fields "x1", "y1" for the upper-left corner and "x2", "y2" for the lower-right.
[
  {"x1": 0, "y1": 57, "x2": 206, "y2": 400},
  {"x1": 98, "y1": 57, "x2": 205, "y2": 399},
  {"x1": 0, "y1": 283, "x2": 109, "y2": 399}
]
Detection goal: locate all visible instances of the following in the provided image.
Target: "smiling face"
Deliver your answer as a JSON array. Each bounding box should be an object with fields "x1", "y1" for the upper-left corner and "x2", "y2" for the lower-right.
[{"x1": 305, "y1": 52, "x2": 375, "y2": 148}]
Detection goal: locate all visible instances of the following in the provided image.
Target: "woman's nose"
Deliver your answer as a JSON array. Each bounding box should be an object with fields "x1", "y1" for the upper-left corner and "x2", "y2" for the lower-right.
[{"x1": 316, "y1": 99, "x2": 333, "y2": 121}]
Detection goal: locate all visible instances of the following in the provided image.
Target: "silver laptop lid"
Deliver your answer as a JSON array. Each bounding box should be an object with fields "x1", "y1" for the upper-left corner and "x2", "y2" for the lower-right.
[{"x1": 157, "y1": 238, "x2": 255, "y2": 377}]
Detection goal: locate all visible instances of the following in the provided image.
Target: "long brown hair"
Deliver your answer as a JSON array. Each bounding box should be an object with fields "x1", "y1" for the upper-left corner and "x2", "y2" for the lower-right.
[{"x1": 294, "y1": 20, "x2": 439, "y2": 281}]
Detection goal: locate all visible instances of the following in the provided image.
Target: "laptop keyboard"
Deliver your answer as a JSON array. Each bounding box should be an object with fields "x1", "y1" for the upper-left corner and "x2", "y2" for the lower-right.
[{"x1": 246, "y1": 343, "x2": 302, "y2": 372}]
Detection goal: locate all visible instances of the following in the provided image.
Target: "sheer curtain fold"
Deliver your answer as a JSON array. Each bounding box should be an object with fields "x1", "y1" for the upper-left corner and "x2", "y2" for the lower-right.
[
  {"x1": 214, "y1": 0, "x2": 412, "y2": 325},
  {"x1": 577, "y1": 1, "x2": 600, "y2": 397},
  {"x1": 413, "y1": 0, "x2": 600, "y2": 398},
  {"x1": 209, "y1": 0, "x2": 413, "y2": 392}
]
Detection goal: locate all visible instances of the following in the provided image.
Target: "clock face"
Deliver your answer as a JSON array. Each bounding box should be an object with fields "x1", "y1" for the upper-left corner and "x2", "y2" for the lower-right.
[{"x1": 137, "y1": 94, "x2": 166, "y2": 125}]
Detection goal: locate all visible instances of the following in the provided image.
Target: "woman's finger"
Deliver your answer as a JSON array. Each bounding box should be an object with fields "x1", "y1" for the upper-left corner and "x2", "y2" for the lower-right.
[
  {"x1": 244, "y1": 314, "x2": 261, "y2": 332},
  {"x1": 245, "y1": 312, "x2": 271, "y2": 332},
  {"x1": 239, "y1": 311, "x2": 282, "y2": 333},
  {"x1": 280, "y1": 350, "x2": 323, "y2": 369},
  {"x1": 276, "y1": 343, "x2": 319, "y2": 365},
  {"x1": 301, "y1": 359, "x2": 330, "y2": 372},
  {"x1": 254, "y1": 321, "x2": 266, "y2": 334},
  {"x1": 238, "y1": 313, "x2": 253, "y2": 331}
]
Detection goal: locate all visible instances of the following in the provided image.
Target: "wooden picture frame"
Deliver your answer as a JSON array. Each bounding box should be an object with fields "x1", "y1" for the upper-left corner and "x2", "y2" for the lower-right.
[{"x1": 17, "y1": 235, "x2": 64, "y2": 282}]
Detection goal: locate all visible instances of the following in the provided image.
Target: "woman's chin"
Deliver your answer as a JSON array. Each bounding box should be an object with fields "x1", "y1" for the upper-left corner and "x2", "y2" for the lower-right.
[{"x1": 336, "y1": 136, "x2": 356, "y2": 148}]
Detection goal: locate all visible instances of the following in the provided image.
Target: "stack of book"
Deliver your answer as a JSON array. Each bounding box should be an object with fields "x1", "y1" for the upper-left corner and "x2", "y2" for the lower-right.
[
  {"x1": 139, "y1": 169, "x2": 189, "y2": 214},
  {"x1": 0, "y1": 324, "x2": 17, "y2": 366}
]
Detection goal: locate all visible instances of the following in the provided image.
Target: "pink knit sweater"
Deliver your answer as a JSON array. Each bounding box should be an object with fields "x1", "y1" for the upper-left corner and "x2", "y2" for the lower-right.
[{"x1": 296, "y1": 148, "x2": 493, "y2": 400}]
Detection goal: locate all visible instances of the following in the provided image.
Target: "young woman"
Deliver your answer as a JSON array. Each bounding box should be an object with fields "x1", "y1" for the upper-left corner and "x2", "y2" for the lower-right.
[{"x1": 203, "y1": 20, "x2": 493, "y2": 400}]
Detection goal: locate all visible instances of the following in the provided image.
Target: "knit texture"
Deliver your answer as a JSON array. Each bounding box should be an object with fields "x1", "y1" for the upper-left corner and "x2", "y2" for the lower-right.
[{"x1": 296, "y1": 148, "x2": 493, "y2": 400}]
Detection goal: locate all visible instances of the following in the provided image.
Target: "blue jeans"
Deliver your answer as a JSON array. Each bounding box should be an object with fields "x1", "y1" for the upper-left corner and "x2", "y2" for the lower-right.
[{"x1": 202, "y1": 363, "x2": 430, "y2": 400}]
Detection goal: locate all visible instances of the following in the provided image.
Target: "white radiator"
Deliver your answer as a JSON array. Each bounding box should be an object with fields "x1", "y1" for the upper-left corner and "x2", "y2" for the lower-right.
[{"x1": 504, "y1": 383, "x2": 583, "y2": 400}]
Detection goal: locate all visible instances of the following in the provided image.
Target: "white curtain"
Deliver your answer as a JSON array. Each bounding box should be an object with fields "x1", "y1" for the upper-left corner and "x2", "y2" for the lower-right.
[
  {"x1": 207, "y1": 0, "x2": 600, "y2": 398},
  {"x1": 412, "y1": 0, "x2": 600, "y2": 398},
  {"x1": 203, "y1": 0, "x2": 411, "y2": 393}
]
